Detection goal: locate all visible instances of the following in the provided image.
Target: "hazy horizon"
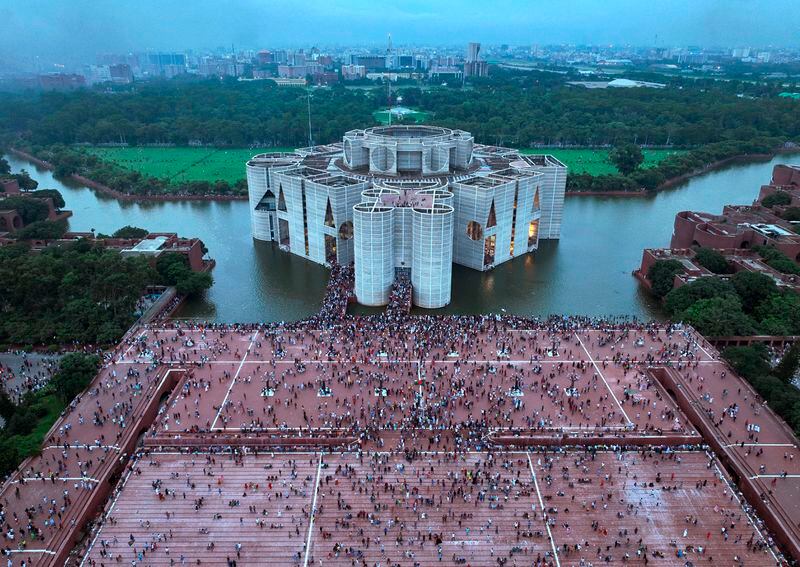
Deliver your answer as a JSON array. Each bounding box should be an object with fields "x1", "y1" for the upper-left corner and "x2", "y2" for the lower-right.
[{"x1": 1, "y1": 0, "x2": 798, "y2": 71}]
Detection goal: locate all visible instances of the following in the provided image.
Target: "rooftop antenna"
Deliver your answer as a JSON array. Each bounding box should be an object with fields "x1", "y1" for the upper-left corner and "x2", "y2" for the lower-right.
[{"x1": 307, "y1": 93, "x2": 314, "y2": 149}]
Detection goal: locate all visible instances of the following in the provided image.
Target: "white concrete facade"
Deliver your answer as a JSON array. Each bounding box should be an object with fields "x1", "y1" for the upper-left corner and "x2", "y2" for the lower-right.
[{"x1": 246, "y1": 127, "x2": 566, "y2": 308}]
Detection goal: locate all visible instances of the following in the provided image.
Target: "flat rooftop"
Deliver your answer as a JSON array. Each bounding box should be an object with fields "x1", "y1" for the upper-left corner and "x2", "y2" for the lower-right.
[
  {"x1": 1, "y1": 314, "x2": 797, "y2": 565},
  {"x1": 128, "y1": 236, "x2": 168, "y2": 252}
]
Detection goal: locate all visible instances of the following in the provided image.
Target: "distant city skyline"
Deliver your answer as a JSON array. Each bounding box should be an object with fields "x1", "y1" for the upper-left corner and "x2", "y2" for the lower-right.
[{"x1": 1, "y1": 0, "x2": 799, "y2": 70}]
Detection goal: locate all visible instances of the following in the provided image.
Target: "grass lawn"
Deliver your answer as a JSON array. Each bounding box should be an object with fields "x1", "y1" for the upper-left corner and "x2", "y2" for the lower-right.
[
  {"x1": 86, "y1": 147, "x2": 294, "y2": 185},
  {"x1": 519, "y1": 148, "x2": 686, "y2": 175},
  {"x1": 85, "y1": 146, "x2": 685, "y2": 184}
]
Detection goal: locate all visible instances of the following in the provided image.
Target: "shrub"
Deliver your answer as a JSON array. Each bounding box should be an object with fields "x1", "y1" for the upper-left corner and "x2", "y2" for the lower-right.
[
  {"x1": 762, "y1": 191, "x2": 792, "y2": 208},
  {"x1": 694, "y1": 247, "x2": 729, "y2": 274}
]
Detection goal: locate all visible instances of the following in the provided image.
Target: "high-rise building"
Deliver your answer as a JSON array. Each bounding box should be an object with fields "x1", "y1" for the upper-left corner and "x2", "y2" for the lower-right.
[
  {"x1": 246, "y1": 125, "x2": 566, "y2": 308},
  {"x1": 467, "y1": 42, "x2": 481, "y2": 63},
  {"x1": 464, "y1": 41, "x2": 489, "y2": 77}
]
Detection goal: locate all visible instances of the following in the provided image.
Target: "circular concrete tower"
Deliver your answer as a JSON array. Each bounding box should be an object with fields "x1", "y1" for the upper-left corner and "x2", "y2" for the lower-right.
[
  {"x1": 353, "y1": 202, "x2": 395, "y2": 306},
  {"x1": 411, "y1": 203, "x2": 454, "y2": 309}
]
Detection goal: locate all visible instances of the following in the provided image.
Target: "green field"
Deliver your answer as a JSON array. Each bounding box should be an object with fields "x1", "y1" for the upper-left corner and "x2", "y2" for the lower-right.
[
  {"x1": 86, "y1": 147, "x2": 294, "y2": 185},
  {"x1": 85, "y1": 146, "x2": 685, "y2": 184},
  {"x1": 519, "y1": 148, "x2": 686, "y2": 175}
]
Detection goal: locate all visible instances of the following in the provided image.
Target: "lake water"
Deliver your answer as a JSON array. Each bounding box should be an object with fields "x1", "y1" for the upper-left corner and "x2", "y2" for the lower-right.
[{"x1": 5, "y1": 153, "x2": 796, "y2": 323}]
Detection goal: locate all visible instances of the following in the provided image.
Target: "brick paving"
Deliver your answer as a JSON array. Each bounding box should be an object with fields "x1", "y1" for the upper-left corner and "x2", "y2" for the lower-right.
[{"x1": 0, "y1": 316, "x2": 796, "y2": 565}]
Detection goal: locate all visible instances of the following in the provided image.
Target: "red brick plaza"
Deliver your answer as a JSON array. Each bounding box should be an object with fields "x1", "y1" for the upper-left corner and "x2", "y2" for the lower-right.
[{"x1": 2, "y1": 313, "x2": 799, "y2": 565}]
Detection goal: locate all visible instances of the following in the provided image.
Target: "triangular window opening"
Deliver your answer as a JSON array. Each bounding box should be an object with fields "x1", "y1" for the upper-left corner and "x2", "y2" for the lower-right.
[
  {"x1": 486, "y1": 200, "x2": 497, "y2": 228},
  {"x1": 277, "y1": 185, "x2": 287, "y2": 211},
  {"x1": 533, "y1": 189, "x2": 540, "y2": 211},
  {"x1": 324, "y1": 198, "x2": 335, "y2": 227}
]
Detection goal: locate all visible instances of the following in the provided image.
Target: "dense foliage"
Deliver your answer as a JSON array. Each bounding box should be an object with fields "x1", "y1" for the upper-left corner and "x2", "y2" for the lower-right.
[
  {"x1": 0, "y1": 241, "x2": 156, "y2": 346},
  {"x1": 694, "y1": 247, "x2": 730, "y2": 274},
  {"x1": 29, "y1": 189, "x2": 65, "y2": 209},
  {"x1": 156, "y1": 252, "x2": 213, "y2": 297},
  {"x1": 111, "y1": 225, "x2": 149, "y2": 239},
  {"x1": 664, "y1": 271, "x2": 800, "y2": 336},
  {"x1": 647, "y1": 259, "x2": 684, "y2": 298},
  {"x1": 722, "y1": 344, "x2": 800, "y2": 437},
  {"x1": 762, "y1": 191, "x2": 792, "y2": 208},
  {"x1": 51, "y1": 352, "x2": 101, "y2": 402},
  {"x1": 754, "y1": 245, "x2": 800, "y2": 275},
  {"x1": 1, "y1": 74, "x2": 798, "y2": 195},
  {"x1": 0, "y1": 196, "x2": 49, "y2": 224},
  {"x1": 0, "y1": 353, "x2": 99, "y2": 478},
  {"x1": 15, "y1": 219, "x2": 68, "y2": 241},
  {"x1": 0, "y1": 79, "x2": 376, "y2": 147},
  {"x1": 609, "y1": 143, "x2": 644, "y2": 176}
]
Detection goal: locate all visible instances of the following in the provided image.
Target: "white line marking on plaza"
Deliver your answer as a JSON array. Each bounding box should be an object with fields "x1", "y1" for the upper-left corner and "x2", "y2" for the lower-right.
[
  {"x1": 80, "y1": 459, "x2": 139, "y2": 566},
  {"x1": 527, "y1": 452, "x2": 561, "y2": 567},
  {"x1": 750, "y1": 474, "x2": 800, "y2": 479},
  {"x1": 43, "y1": 444, "x2": 121, "y2": 451},
  {"x1": 8, "y1": 550, "x2": 56, "y2": 555},
  {"x1": 118, "y1": 330, "x2": 148, "y2": 363},
  {"x1": 694, "y1": 338, "x2": 714, "y2": 361},
  {"x1": 304, "y1": 452, "x2": 323, "y2": 567},
  {"x1": 211, "y1": 331, "x2": 259, "y2": 430},
  {"x1": 10, "y1": 476, "x2": 100, "y2": 484},
  {"x1": 574, "y1": 332, "x2": 633, "y2": 427},
  {"x1": 710, "y1": 457, "x2": 780, "y2": 564},
  {"x1": 725, "y1": 442, "x2": 796, "y2": 448}
]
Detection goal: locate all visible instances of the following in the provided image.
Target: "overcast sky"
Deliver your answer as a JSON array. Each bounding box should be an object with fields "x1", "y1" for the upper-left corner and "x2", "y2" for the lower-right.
[{"x1": 1, "y1": 0, "x2": 797, "y2": 70}]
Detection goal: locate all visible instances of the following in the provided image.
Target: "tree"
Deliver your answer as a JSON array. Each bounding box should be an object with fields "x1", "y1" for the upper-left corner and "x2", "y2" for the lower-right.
[
  {"x1": 156, "y1": 252, "x2": 191, "y2": 285},
  {"x1": 0, "y1": 437, "x2": 20, "y2": 478},
  {"x1": 609, "y1": 144, "x2": 644, "y2": 176},
  {"x1": 754, "y1": 292, "x2": 800, "y2": 335},
  {"x1": 761, "y1": 191, "x2": 791, "y2": 208},
  {"x1": 0, "y1": 196, "x2": 50, "y2": 224},
  {"x1": 722, "y1": 344, "x2": 771, "y2": 381},
  {"x1": 694, "y1": 248, "x2": 729, "y2": 274},
  {"x1": 664, "y1": 277, "x2": 736, "y2": 316},
  {"x1": 682, "y1": 295, "x2": 757, "y2": 337},
  {"x1": 647, "y1": 259, "x2": 683, "y2": 298},
  {"x1": 0, "y1": 156, "x2": 10, "y2": 175},
  {"x1": 754, "y1": 245, "x2": 800, "y2": 275},
  {"x1": 112, "y1": 225, "x2": 149, "y2": 239},
  {"x1": 0, "y1": 390, "x2": 15, "y2": 421},
  {"x1": 732, "y1": 271, "x2": 777, "y2": 312},
  {"x1": 11, "y1": 170, "x2": 38, "y2": 191},
  {"x1": 50, "y1": 353, "x2": 100, "y2": 402},
  {"x1": 782, "y1": 207, "x2": 800, "y2": 222},
  {"x1": 176, "y1": 271, "x2": 213, "y2": 297},
  {"x1": 29, "y1": 189, "x2": 65, "y2": 209},
  {"x1": 0, "y1": 241, "x2": 157, "y2": 345},
  {"x1": 775, "y1": 343, "x2": 800, "y2": 384},
  {"x1": 15, "y1": 220, "x2": 67, "y2": 241}
]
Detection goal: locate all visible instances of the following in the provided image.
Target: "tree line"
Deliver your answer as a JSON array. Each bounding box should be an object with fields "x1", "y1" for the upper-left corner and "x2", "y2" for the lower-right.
[
  {"x1": 648, "y1": 250, "x2": 800, "y2": 337},
  {"x1": 0, "y1": 237, "x2": 211, "y2": 348},
  {"x1": 2, "y1": 73, "x2": 799, "y2": 150},
  {"x1": 2, "y1": 73, "x2": 799, "y2": 195}
]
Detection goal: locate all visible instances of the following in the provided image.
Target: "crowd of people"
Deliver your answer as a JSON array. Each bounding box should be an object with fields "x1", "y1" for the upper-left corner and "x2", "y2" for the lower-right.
[
  {"x1": 0, "y1": 262, "x2": 792, "y2": 565},
  {"x1": 386, "y1": 270, "x2": 413, "y2": 317},
  {"x1": 0, "y1": 353, "x2": 60, "y2": 402}
]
